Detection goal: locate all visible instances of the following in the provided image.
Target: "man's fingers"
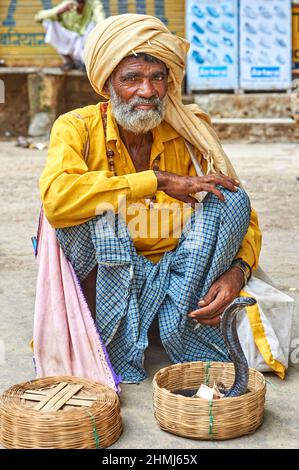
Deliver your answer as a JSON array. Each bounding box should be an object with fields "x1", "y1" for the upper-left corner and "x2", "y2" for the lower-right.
[
  {"x1": 209, "y1": 173, "x2": 240, "y2": 186},
  {"x1": 196, "y1": 300, "x2": 224, "y2": 317},
  {"x1": 209, "y1": 178, "x2": 238, "y2": 193},
  {"x1": 201, "y1": 174, "x2": 239, "y2": 193},
  {"x1": 166, "y1": 173, "x2": 239, "y2": 203},
  {"x1": 188, "y1": 302, "x2": 221, "y2": 320},
  {"x1": 195, "y1": 315, "x2": 221, "y2": 327},
  {"x1": 197, "y1": 286, "x2": 218, "y2": 307},
  {"x1": 217, "y1": 179, "x2": 239, "y2": 192},
  {"x1": 199, "y1": 304, "x2": 224, "y2": 319},
  {"x1": 189, "y1": 297, "x2": 223, "y2": 319},
  {"x1": 201, "y1": 183, "x2": 225, "y2": 201}
]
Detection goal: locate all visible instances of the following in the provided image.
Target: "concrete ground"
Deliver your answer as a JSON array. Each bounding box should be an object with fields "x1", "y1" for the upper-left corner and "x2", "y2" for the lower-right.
[{"x1": 0, "y1": 141, "x2": 298, "y2": 449}]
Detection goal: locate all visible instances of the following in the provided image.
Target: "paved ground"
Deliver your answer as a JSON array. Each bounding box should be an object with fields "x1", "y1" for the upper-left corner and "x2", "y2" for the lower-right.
[{"x1": 0, "y1": 141, "x2": 298, "y2": 449}]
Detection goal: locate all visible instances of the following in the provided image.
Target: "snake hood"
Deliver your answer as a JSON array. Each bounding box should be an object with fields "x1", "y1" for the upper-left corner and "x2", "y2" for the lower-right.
[{"x1": 220, "y1": 296, "x2": 256, "y2": 397}]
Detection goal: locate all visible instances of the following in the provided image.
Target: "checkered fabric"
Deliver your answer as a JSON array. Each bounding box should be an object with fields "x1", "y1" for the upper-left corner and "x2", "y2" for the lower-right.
[{"x1": 56, "y1": 188, "x2": 251, "y2": 383}]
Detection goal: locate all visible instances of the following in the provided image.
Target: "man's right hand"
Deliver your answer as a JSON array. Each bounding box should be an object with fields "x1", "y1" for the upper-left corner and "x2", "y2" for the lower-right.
[{"x1": 154, "y1": 171, "x2": 240, "y2": 206}]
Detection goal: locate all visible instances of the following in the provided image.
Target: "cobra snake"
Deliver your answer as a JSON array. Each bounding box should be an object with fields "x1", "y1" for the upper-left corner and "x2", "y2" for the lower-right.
[
  {"x1": 175, "y1": 296, "x2": 257, "y2": 398},
  {"x1": 220, "y1": 296, "x2": 256, "y2": 397}
]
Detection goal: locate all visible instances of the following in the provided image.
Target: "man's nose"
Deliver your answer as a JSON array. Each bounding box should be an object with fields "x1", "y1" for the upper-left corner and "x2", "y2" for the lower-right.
[{"x1": 137, "y1": 79, "x2": 157, "y2": 98}]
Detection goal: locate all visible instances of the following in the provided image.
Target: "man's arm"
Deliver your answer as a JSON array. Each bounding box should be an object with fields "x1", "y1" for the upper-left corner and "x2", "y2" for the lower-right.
[
  {"x1": 34, "y1": 1, "x2": 76, "y2": 23},
  {"x1": 155, "y1": 171, "x2": 261, "y2": 270},
  {"x1": 155, "y1": 170, "x2": 240, "y2": 203},
  {"x1": 188, "y1": 208, "x2": 261, "y2": 326},
  {"x1": 154, "y1": 169, "x2": 262, "y2": 327},
  {"x1": 40, "y1": 114, "x2": 157, "y2": 228}
]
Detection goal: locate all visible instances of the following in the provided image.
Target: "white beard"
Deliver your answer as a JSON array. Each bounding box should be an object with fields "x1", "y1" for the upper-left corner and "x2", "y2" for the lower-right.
[{"x1": 109, "y1": 83, "x2": 166, "y2": 134}]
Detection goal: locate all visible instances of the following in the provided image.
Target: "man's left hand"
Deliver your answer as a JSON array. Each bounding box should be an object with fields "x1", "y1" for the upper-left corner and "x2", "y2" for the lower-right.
[{"x1": 188, "y1": 266, "x2": 245, "y2": 327}]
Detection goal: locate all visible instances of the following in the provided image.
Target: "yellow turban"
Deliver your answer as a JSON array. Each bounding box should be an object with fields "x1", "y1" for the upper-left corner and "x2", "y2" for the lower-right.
[{"x1": 84, "y1": 13, "x2": 237, "y2": 177}]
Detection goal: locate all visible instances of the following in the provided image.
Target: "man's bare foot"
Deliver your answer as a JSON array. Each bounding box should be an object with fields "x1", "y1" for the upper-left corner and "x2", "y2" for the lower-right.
[{"x1": 60, "y1": 54, "x2": 76, "y2": 71}]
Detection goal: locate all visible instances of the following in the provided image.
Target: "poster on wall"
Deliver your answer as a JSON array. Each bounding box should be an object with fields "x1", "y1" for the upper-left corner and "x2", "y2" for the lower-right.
[
  {"x1": 0, "y1": 1, "x2": 186, "y2": 67},
  {"x1": 186, "y1": 0, "x2": 239, "y2": 91},
  {"x1": 240, "y1": 0, "x2": 292, "y2": 90}
]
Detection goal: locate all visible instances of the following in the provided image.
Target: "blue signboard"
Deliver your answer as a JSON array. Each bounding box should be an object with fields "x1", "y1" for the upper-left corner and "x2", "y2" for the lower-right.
[
  {"x1": 186, "y1": 0, "x2": 239, "y2": 91},
  {"x1": 239, "y1": 0, "x2": 291, "y2": 90}
]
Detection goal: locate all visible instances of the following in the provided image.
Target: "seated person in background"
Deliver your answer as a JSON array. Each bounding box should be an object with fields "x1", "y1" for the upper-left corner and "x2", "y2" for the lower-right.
[{"x1": 35, "y1": 0, "x2": 105, "y2": 71}]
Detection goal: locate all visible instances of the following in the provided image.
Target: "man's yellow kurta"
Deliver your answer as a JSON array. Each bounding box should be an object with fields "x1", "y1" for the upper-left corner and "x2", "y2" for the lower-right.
[{"x1": 40, "y1": 102, "x2": 261, "y2": 266}]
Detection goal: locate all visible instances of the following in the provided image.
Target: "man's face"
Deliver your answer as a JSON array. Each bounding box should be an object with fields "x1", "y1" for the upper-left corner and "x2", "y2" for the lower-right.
[{"x1": 108, "y1": 56, "x2": 168, "y2": 134}]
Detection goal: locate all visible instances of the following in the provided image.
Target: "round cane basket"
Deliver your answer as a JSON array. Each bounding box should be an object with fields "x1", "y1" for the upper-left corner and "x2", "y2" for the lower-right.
[
  {"x1": 0, "y1": 376, "x2": 122, "y2": 449},
  {"x1": 153, "y1": 362, "x2": 266, "y2": 440}
]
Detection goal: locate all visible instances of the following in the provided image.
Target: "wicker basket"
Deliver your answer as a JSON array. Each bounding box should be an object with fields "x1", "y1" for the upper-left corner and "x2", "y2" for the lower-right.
[
  {"x1": 153, "y1": 362, "x2": 266, "y2": 440},
  {"x1": 0, "y1": 376, "x2": 122, "y2": 449}
]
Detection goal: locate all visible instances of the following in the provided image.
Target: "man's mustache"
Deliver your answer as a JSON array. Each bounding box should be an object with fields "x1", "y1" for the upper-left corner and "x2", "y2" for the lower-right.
[{"x1": 129, "y1": 96, "x2": 162, "y2": 107}]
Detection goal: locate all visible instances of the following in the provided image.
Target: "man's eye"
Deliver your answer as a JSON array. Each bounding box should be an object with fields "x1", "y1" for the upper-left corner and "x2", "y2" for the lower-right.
[
  {"x1": 153, "y1": 76, "x2": 166, "y2": 81},
  {"x1": 124, "y1": 76, "x2": 138, "y2": 81}
]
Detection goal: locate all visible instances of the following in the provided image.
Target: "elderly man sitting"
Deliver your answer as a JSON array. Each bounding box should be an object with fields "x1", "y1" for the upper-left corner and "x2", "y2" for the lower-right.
[{"x1": 39, "y1": 14, "x2": 261, "y2": 383}]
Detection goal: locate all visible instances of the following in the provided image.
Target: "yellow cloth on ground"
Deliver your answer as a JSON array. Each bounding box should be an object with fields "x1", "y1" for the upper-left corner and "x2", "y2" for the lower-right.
[
  {"x1": 241, "y1": 288, "x2": 286, "y2": 379},
  {"x1": 40, "y1": 103, "x2": 261, "y2": 266}
]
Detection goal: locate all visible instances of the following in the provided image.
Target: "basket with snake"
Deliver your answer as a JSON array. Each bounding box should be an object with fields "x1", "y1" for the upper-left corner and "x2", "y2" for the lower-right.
[{"x1": 153, "y1": 297, "x2": 266, "y2": 440}]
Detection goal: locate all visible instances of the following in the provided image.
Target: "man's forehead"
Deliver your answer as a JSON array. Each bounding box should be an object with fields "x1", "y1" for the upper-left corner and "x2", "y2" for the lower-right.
[{"x1": 113, "y1": 56, "x2": 167, "y2": 75}]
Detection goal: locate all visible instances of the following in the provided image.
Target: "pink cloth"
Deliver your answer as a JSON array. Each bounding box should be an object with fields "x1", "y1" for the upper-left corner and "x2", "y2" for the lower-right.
[{"x1": 33, "y1": 210, "x2": 121, "y2": 393}]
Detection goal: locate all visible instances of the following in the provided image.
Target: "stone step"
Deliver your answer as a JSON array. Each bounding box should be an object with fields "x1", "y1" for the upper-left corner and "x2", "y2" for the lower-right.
[
  {"x1": 1, "y1": 67, "x2": 298, "y2": 140},
  {"x1": 194, "y1": 93, "x2": 295, "y2": 120},
  {"x1": 211, "y1": 121, "x2": 299, "y2": 143},
  {"x1": 0, "y1": 66, "x2": 84, "y2": 76}
]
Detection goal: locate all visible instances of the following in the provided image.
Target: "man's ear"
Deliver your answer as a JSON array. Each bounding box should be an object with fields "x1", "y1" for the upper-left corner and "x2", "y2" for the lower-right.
[{"x1": 103, "y1": 78, "x2": 110, "y2": 95}]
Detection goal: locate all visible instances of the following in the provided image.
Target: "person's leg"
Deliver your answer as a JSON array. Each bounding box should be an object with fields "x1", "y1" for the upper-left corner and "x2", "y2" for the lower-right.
[
  {"x1": 158, "y1": 187, "x2": 251, "y2": 364},
  {"x1": 55, "y1": 212, "x2": 162, "y2": 383},
  {"x1": 55, "y1": 221, "x2": 98, "y2": 317},
  {"x1": 87, "y1": 211, "x2": 170, "y2": 382},
  {"x1": 55, "y1": 187, "x2": 251, "y2": 382},
  {"x1": 43, "y1": 20, "x2": 79, "y2": 69},
  {"x1": 89, "y1": 188, "x2": 250, "y2": 380}
]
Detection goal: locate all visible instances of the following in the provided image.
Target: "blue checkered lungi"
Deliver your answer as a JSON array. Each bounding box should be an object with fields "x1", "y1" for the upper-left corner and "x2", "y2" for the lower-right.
[{"x1": 56, "y1": 188, "x2": 251, "y2": 383}]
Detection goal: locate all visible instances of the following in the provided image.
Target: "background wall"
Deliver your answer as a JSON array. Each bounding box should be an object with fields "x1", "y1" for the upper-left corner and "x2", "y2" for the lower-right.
[
  {"x1": 0, "y1": 1, "x2": 61, "y2": 66},
  {"x1": 0, "y1": 0, "x2": 186, "y2": 67}
]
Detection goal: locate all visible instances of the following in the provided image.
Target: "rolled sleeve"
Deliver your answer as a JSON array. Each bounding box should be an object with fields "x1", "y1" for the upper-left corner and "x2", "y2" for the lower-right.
[
  {"x1": 126, "y1": 170, "x2": 158, "y2": 200},
  {"x1": 34, "y1": 5, "x2": 60, "y2": 22}
]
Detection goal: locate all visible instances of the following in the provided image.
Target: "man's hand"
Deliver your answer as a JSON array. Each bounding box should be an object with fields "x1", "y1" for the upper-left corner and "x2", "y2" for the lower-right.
[
  {"x1": 188, "y1": 266, "x2": 245, "y2": 327},
  {"x1": 155, "y1": 171, "x2": 240, "y2": 207}
]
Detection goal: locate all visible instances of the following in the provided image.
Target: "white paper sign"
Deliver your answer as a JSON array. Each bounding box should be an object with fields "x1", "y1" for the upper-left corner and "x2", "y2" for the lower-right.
[
  {"x1": 186, "y1": 0, "x2": 239, "y2": 91},
  {"x1": 239, "y1": 0, "x2": 292, "y2": 90}
]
